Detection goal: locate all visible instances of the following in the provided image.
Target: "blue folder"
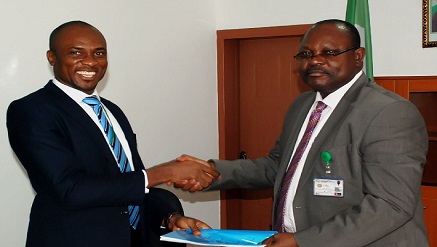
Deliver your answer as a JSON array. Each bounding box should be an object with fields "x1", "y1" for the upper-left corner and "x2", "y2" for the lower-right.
[{"x1": 160, "y1": 229, "x2": 277, "y2": 247}]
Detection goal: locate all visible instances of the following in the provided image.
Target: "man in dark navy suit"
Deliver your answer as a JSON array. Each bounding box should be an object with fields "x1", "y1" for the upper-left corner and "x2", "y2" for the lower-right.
[{"x1": 6, "y1": 20, "x2": 219, "y2": 247}]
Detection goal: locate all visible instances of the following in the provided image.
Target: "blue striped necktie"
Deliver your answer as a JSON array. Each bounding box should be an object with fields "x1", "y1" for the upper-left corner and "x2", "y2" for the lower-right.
[{"x1": 83, "y1": 95, "x2": 140, "y2": 229}]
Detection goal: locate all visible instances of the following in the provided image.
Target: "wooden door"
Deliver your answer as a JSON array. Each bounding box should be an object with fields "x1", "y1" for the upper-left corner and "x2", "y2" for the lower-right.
[{"x1": 217, "y1": 24, "x2": 312, "y2": 230}]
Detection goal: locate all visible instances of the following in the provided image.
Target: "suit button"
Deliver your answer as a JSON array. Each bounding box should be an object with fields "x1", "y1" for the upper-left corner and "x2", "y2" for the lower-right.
[{"x1": 121, "y1": 210, "x2": 129, "y2": 215}]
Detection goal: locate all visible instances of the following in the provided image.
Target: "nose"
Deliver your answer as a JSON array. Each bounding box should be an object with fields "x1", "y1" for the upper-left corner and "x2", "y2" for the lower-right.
[
  {"x1": 81, "y1": 54, "x2": 98, "y2": 66},
  {"x1": 307, "y1": 53, "x2": 326, "y2": 64}
]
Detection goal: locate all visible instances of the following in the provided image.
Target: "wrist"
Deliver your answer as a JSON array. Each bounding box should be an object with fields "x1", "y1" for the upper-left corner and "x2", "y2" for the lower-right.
[
  {"x1": 207, "y1": 160, "x2": 216, "y2": 169},
  {"x1": 146, "y1": 163, "x2": 173, "y2": 187}
]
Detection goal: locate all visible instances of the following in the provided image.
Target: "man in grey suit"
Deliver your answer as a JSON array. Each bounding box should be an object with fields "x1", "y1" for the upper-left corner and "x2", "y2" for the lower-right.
[{"x1": 175, "y1": 19, "x2": 429, "y2": 246}]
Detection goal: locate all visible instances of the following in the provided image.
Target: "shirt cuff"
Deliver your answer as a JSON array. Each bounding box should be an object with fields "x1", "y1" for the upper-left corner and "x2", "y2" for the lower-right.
[{"x1": 142, "y1": 170, "x2": 150, "y2": 193}]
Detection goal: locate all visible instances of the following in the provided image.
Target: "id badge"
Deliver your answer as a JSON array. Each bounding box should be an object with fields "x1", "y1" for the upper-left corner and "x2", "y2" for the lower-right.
[{"x1": 313, "y1": 178, "x2": 344, "y2": 197}]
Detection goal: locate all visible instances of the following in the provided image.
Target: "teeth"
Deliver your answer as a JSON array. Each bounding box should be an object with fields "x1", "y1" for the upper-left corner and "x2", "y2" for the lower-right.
[{"x1": 77, "y1": 71, "x2": 96, "y2": 78}]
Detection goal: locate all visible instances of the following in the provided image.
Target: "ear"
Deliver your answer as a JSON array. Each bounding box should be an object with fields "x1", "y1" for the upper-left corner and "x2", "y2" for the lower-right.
[
  {"x1": 46, "y1": 50, "x2": 56, "y2": 66},
  {"x1": 354, "y1": 47, "x2": 366, "y2": 67}
]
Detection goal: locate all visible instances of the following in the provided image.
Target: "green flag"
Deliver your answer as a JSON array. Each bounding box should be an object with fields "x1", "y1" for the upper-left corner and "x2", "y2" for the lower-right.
[{"x1": 345, "y1": 0, "x2": 373, "y2": 79}]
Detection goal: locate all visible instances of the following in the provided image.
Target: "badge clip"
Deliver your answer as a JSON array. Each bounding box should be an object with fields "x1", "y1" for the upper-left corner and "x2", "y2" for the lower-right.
[{"x1": 321, "y1": 151, "x2": 332, "y2": 174}]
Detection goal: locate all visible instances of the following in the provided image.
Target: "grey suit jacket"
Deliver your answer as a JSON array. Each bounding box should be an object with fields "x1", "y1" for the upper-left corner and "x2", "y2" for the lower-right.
[{"x1": 209, "y1": 74, "x2": 429, "y2": 247}]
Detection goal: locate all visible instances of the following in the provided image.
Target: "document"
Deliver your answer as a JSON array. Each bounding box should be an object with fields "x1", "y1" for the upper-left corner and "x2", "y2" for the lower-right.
[{"x1": 160, "y1": 229, "x2": 277, "y2": 247}]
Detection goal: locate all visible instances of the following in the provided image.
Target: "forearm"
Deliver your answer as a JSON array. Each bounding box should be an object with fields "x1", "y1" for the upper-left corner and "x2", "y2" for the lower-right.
[
  {"x1": 146, "y1": 162, "x2": 177, "y2": 187},
  {"x1": 208, "y1": 155, "x2": 278, "y2": 190},
  {"x1": 147, "y1": 159, "x2": 220, "y2": 188}
]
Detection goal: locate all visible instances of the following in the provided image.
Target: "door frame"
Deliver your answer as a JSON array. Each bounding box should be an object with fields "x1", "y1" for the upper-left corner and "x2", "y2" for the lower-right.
[{"x1": 216, "y1": 24, "x2": 312, "y2": 228}]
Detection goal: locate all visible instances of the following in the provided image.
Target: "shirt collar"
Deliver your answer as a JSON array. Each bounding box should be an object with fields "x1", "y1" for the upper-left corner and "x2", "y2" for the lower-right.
[{"x1": 51, "y1": 78, "x2": 100, "y2": 103}]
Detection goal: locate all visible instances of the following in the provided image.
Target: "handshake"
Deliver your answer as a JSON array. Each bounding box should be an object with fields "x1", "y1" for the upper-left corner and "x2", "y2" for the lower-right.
[{"x1": 147, "y1": 154, "x2": 221, "y2": 192}]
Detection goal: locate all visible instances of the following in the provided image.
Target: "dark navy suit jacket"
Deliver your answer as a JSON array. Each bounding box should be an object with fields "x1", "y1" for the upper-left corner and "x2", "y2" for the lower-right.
[{"x1": 7, "y1": 81, "x2": 183, "y2": 247}]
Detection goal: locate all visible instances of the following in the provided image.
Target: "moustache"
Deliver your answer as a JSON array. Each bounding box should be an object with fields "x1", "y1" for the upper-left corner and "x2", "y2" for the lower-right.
[{"x1": 303, "y1": 67, "x2": 330, "y2": 76}]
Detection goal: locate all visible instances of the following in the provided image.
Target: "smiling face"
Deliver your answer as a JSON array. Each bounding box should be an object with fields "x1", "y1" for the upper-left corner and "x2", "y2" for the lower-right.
[
  {"x1": 297, "y1": 22, "x2": 365, "y2": 98},
  {"x1": 47, "y1": 24, "x2": 108, "y2": 95}
]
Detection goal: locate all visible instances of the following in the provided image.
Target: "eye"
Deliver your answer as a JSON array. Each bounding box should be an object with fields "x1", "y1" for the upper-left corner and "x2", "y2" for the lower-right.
[
  {"x1": 94, "y1": 50, "x2": 107, "y2": 57},
  {"x1": 322, "y1": 50, "x2": 336, "y2": 56},
  {"x1": 68, "y1": 49, "x2": 84, "y2": 58},
  {"x1": 295, "y1": 51, "x2": 313, "y2": 58}
]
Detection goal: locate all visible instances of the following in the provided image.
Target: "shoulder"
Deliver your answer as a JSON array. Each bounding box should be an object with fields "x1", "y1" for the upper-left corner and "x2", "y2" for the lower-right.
[
  {"x1": 8, "y1": 81, "x2": 67, "y2": 111},
  {"x1": 360, "y1": 81, "x2": 419, "y2": 114},
  {"x1": 8, "y1": 87, "x2": 51, "y2": 116},
  {"x1": 366, "y1": 80, "x2": 407, "y2": 103}
]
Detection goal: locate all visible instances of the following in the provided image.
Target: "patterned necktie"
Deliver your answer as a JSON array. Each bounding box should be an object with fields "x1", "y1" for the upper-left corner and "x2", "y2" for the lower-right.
[
  {"x1": 83, "y1": 95, "x2": 140, "y2": 230},
  {"x1": 273, "y1": 101, "x2": 327, "y2": 232}
]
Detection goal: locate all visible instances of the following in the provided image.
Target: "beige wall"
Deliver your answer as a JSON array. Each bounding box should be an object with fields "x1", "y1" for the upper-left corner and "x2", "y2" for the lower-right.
[
  {"x1": 0, "y1": 1, "x2": 219, "y2": 246},
  {"x1": 215, "y1": 0, "x2": 437, "y2": 76},
  {"x1": 1, "y1": 1, "x2": 434, "y2": 246}
]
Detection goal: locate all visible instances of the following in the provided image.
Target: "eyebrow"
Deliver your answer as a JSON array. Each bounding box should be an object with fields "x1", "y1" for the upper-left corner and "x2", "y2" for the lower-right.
[{"x1": 70, "y1": 46, "x2": 107, "y2": 51}]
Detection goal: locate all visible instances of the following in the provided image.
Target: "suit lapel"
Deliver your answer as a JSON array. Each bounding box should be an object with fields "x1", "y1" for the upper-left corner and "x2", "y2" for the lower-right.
[
  {"x1": 100, "y1": 97, "x2": 145, "y2": 172},
  {"x1": 44, "y1": 82, "x2": 118, "y2": 166},
  {"x1": 274, "y1": 93, "x2": 316, "y2": 199}
]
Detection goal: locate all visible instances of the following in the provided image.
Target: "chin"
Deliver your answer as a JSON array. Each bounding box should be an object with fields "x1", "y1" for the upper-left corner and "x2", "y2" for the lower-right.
[{"x1": 305, "y1": 78, "x2": 329, "y2": 88}]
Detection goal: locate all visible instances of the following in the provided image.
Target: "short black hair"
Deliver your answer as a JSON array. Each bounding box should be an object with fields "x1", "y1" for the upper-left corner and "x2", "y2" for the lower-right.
[
  {"x1": 314, "y1": 19, "x2": 361, "y2": 47},
  {"x1": 49, "y1": 20, "x2": 97, "y2": 51}
]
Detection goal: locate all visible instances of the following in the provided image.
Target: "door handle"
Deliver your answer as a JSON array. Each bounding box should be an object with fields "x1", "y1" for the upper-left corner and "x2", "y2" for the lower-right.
[{"x1": 239, "y1": 151, "x2": 247, "y2": 159}]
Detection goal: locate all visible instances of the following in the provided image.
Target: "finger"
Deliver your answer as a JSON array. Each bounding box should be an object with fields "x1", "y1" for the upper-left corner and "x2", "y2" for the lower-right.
[
  {"x1": 181, "y1": 155, "x2": 211, "y2": 166},
  {"x1": 183, "y1": 184, "x2": 196, "y2": 191},
  {"x1": 187, "y1": 221, "x2": 202, "y2": 236},
  {"x1": 177, "y1": 154, "x2": 196, "y2": 162},
  {"x1": 173, "y1": 180, "x2": 188, "y2": 187},
  {"x1": 188, "y1": 183, "x2": 203, "y2": 192},
  {"x1": 183, "y1": 184, "x2": 195, "y2": 191},
  {"x1": 174, "y1": 183, "x2": 195, "y2": 191},
  {"x1": 262, "y1": 236, "x2": 273, "y2": 245},
  {"x1": 182, "y1": 179, "x2": 198, "y2": 191},
  {"x1": 173, "y1": 182, "x2": 187, "y2": 189},
  {"x1": 196, "y1": 176, "x2": 212, "y2": 188},
  {"x1": 201, "y1": 166, "x2": 220, "y2": 178},
  {"x1": 196, "y1": 220, "x2": 211, "y2": 229},
  {"x1": 173, "y1": 183, "x2": 186, "y2": 189},
  {"x1": 176, "y1": 156, "x2": 187, "y2": 162}
]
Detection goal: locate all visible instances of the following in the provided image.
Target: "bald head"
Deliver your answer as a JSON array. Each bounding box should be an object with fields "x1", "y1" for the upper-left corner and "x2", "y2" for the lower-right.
[
  {"x1": 49, "y1": 21, "x2": 103, "y2": 51},
  {"x1": 304, "y1": 19, "x2": 361, "y2": 48}
]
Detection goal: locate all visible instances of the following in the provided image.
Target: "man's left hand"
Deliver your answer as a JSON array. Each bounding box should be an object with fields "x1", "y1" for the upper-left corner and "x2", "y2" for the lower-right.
[
  {"x1": 167, "y1": 214, "x2": 211, "y2": 236},
  {"x1": 262, "y1": 233, "x2": 299, "y2": 247}
]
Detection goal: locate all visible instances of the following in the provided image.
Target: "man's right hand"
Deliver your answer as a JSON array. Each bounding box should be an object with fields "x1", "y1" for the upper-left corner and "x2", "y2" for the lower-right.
[
  {"x1": 146, "y1": 157, "x2": 220, "y2": 189},
  {"x1": 172, "y1": 154, "x2": 219, "y2": 192}
]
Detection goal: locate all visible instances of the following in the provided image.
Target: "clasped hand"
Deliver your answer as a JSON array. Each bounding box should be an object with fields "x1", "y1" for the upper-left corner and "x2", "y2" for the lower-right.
[
  {"x1": 146, "y1": 155, "x2": 219, "y2": 189},
  {"x1": 169, "y1": 154, "x2": 220, "y2": 192}
]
